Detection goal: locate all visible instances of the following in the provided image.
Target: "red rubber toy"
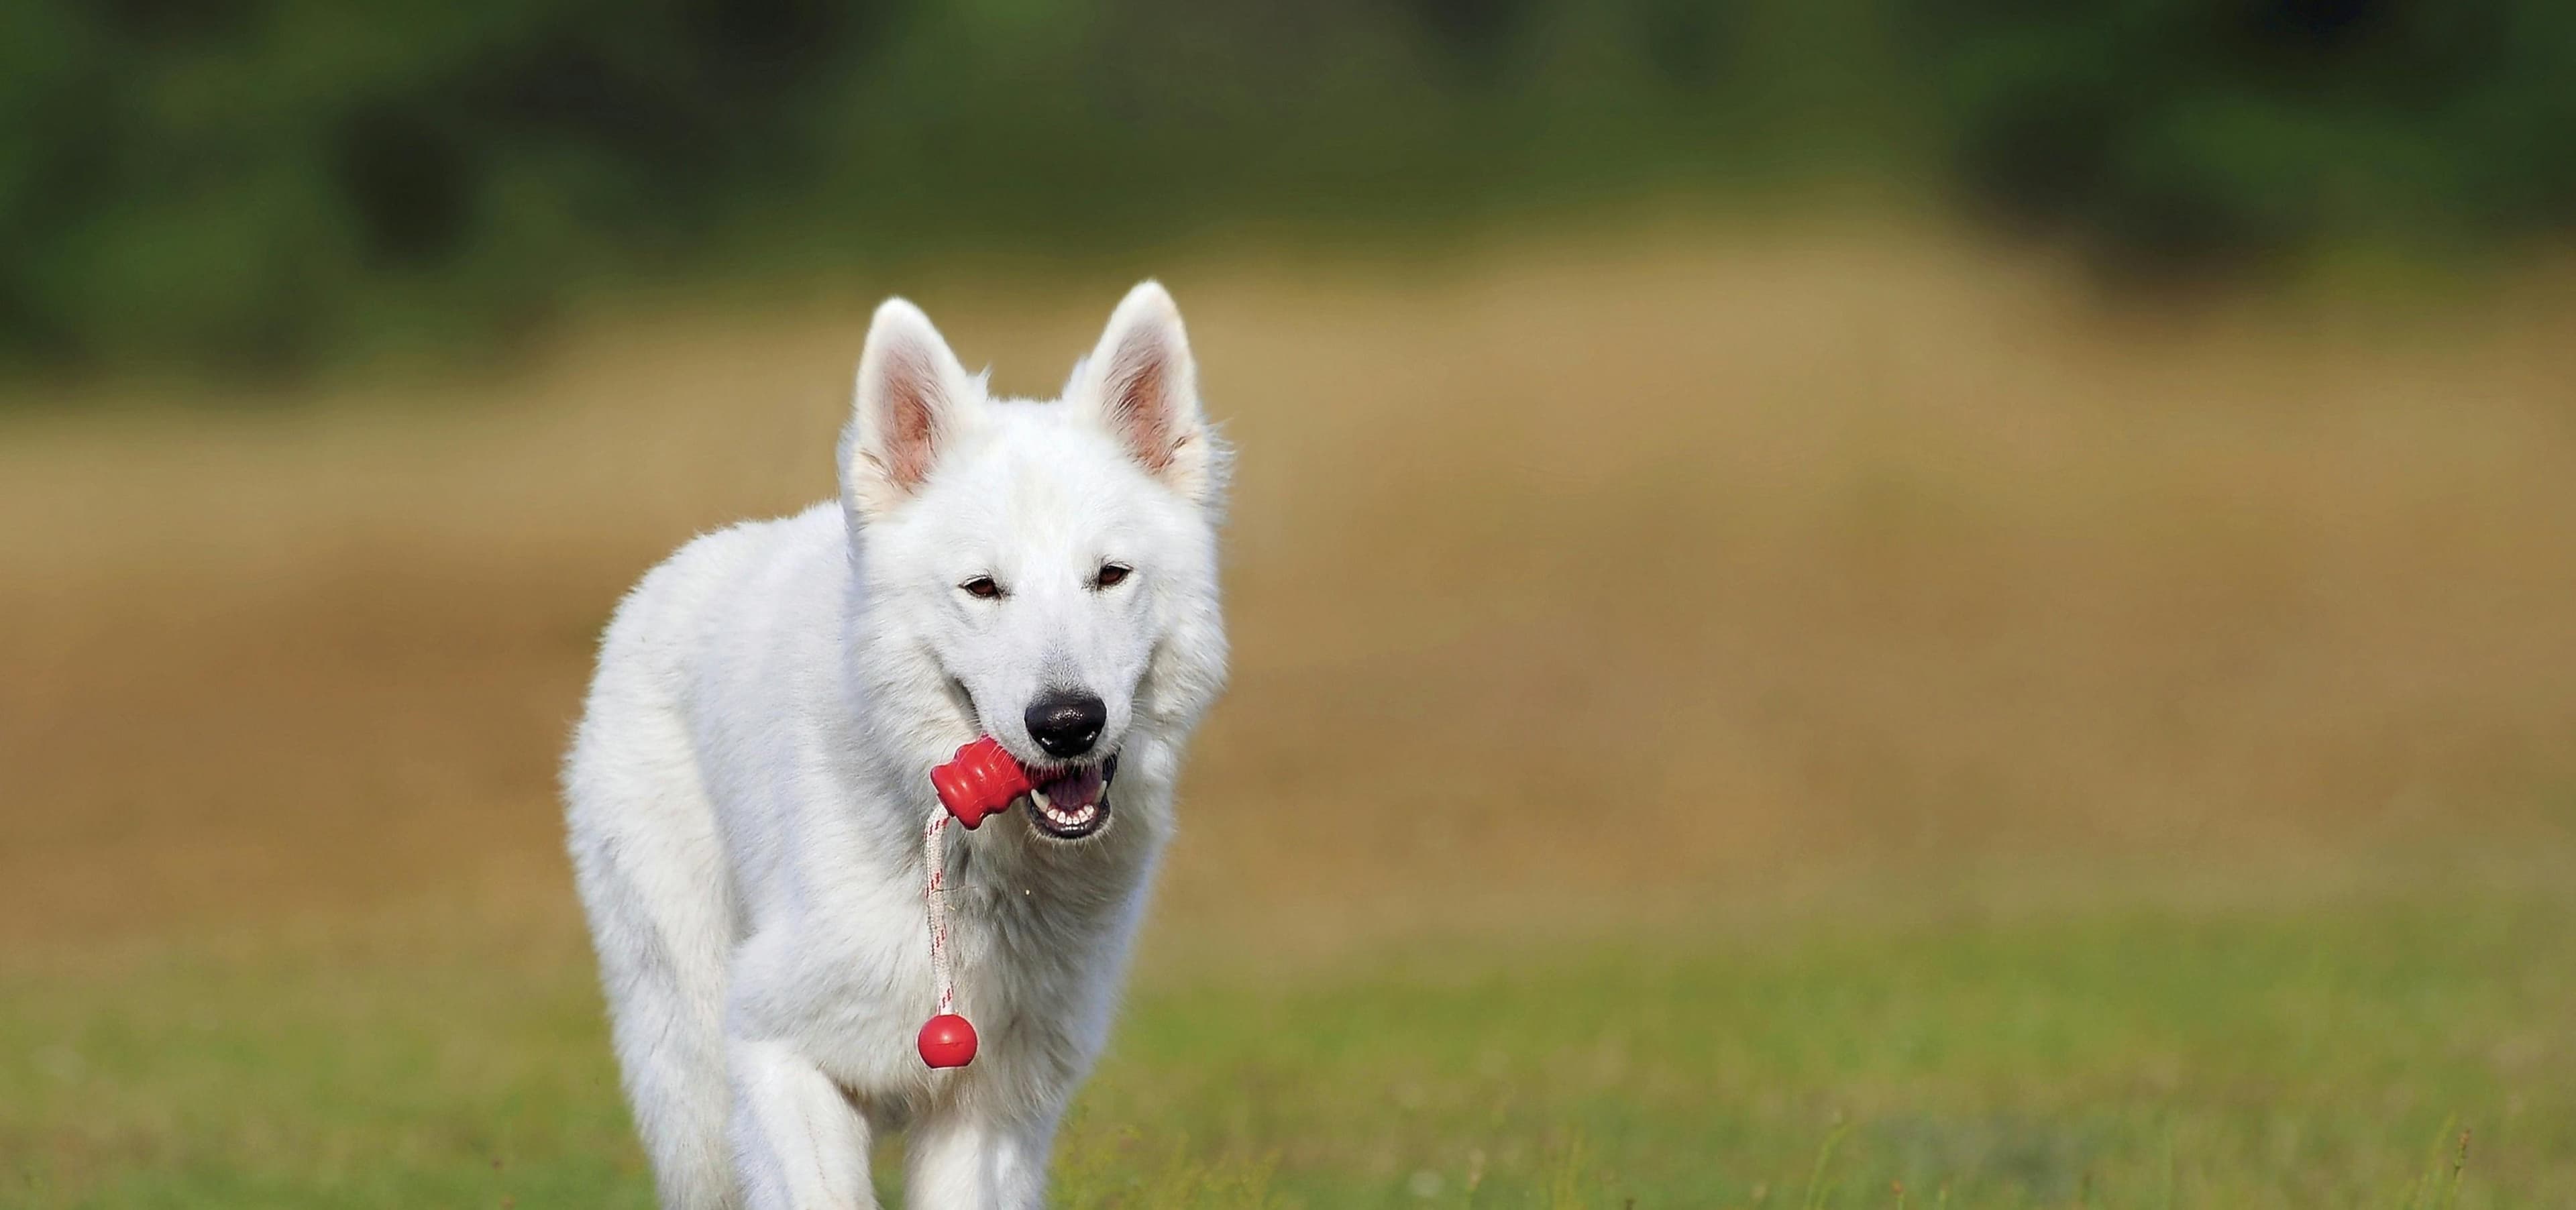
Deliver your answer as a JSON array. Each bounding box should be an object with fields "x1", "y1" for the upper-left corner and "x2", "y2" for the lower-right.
[
  {"x1": 919, "y1": 737, "x2": 1024, "y2": 1070},
  {"x1": 930, "y1": 736, "x2": 1032, "y2": 828},
  {"x1": 916, "y1": 1012, "x2": 978, "y2": 1068}
]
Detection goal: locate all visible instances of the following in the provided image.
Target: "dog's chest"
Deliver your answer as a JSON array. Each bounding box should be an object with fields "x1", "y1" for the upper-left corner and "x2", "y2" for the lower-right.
[{"x1": 945, "y1": 844, "x2": 1148, "y2": 1026}]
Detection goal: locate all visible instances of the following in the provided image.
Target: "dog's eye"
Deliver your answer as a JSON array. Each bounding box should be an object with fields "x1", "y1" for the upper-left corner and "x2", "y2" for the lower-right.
[
  {"x1": 960, "y1": 576, "x2": 1003, "y2": 600},
  {"x1": 1094, "y1": 563, "x2": 1132, "y2": 590}
]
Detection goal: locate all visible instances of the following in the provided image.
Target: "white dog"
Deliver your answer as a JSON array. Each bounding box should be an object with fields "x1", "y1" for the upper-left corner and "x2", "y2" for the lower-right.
[{"x1": 564, "y1": 282, "x2": 1230, "y2": 1209}]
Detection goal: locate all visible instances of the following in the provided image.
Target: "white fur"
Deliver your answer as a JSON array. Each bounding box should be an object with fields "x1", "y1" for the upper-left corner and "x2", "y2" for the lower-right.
[{"x1": 564, "y1": 283, "x2": 1229, "y2": 1209}]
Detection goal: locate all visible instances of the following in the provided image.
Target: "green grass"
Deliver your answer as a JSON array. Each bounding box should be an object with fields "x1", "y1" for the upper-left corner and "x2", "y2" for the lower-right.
[{"x1": 5, "y1": 881, "x2": 2570, "y2": 1209}]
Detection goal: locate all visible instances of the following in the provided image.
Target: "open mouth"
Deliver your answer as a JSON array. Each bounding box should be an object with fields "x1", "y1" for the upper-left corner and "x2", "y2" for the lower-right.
[{"x1": 1025, "y1": 753, "x2": 1117, "y2": 840}]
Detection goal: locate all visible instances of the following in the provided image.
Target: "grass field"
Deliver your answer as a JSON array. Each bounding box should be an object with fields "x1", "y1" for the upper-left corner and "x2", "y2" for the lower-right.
[
  {"x1": 7, "y1": 861, "x2": 2571, "y2": 1207},
  {"x1": 4, "y1": 218, "x2": 2573, "y2": 1206}
]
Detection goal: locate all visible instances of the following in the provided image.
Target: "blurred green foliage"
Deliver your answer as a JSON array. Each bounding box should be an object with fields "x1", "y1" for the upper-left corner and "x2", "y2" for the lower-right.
[
  {"x1": 1909, "y1": 0, "x2": 2576, "y2": 272},
  {"x1": 2, "y1": 0, "x2": 2570, "y2": 374}
]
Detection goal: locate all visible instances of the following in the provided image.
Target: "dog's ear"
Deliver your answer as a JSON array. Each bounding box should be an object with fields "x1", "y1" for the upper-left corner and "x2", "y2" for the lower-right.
[
  {"x1": 841, "y1": 297, "x2": 979, "y2": 520},
  {"x1": 1071, "y1": 281, "x2": 1228, "y2": 509}
]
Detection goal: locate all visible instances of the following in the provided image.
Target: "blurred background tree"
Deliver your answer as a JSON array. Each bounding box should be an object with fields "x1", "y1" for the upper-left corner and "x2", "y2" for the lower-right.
[{"x1": 3, "y1": 0, "x2": 2570, "y2": 376}]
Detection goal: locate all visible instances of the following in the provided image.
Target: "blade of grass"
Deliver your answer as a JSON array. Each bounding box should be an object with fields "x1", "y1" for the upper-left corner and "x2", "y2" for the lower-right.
[{"x1": 1802, "y1": 1120, "x2": 1851, "y2": 1210}]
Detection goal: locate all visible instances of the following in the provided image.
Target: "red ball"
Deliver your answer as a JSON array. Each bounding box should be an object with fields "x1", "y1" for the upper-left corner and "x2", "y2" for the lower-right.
[
  {"x1": 917, "y1": 1013, "x2": 978, "y2": 1068},
  {"x1": 930, "y1": 736, "x2": 1032, "y2": 828}
]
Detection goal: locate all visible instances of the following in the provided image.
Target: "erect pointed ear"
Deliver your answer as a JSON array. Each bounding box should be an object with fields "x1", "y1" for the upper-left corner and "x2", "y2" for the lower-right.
[
  {"x1": 840, "y1": 297, "x2": 980, "y2": 520},
  {"x1": 1070, "y1": 281, "x2": 1228, "y2": 508}
]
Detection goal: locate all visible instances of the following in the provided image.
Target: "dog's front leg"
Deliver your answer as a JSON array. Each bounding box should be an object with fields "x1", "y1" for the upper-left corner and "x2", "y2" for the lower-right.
[
  {"x1": 984, "y1": 1113, "x2": 1060, "y2": 1210},
  {"x1": 904, "y1": 1106, "x2": 1057, "y2": 1210},
  {"x1": 728, "y1": 1037, "x2": 877, "y2": 1209}
]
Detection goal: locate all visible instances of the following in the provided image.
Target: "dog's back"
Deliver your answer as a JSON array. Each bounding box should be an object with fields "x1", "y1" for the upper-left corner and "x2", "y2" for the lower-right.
[{"x1": 564, "y1": 505, "x2": 841, "y2": 1209}]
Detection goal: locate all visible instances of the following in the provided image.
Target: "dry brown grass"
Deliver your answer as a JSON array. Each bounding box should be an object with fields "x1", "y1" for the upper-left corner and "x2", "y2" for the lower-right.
[{"x1": 5, "y1": 219, "x2": 2573, "y2": 954}]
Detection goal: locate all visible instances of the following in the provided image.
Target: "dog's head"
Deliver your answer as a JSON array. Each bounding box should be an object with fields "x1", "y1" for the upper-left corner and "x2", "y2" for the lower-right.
[{"x1": 839, "y1": 282, "x2": 1230, "y2": 840}]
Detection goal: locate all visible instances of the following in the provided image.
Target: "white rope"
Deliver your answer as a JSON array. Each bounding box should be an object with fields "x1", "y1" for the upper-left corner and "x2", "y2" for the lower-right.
[{"x1": 922, "y1": 808, "x2": 955, "y2": 1015}]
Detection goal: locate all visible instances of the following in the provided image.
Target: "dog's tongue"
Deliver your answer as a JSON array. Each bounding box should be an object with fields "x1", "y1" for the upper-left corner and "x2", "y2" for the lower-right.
[{"x1": 1034, "y1": 764, "x2": 1107, "y2": 809}]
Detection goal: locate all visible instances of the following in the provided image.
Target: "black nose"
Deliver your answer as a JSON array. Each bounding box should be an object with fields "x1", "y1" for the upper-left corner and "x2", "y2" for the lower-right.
[{"x1": 1024, "y1": 690, "x2": 1107, "y2": 759}]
